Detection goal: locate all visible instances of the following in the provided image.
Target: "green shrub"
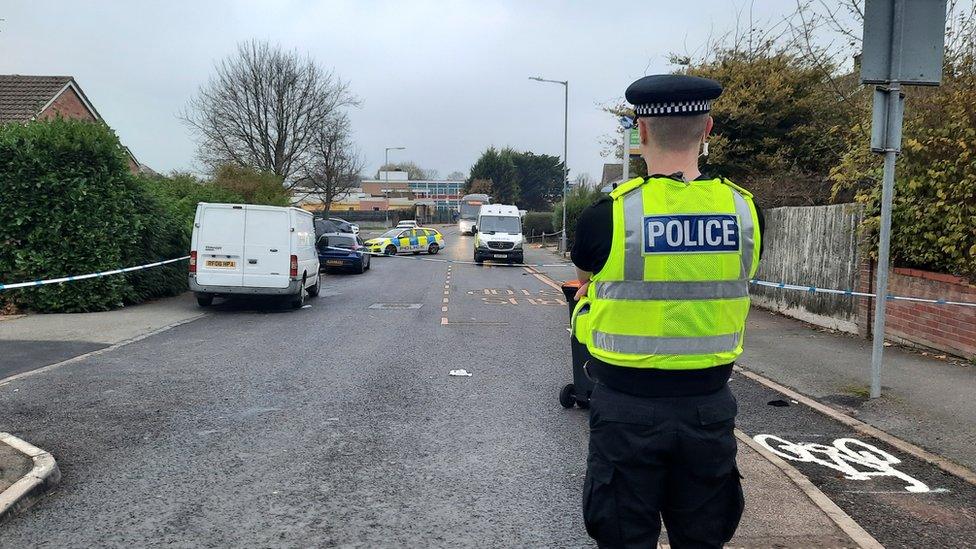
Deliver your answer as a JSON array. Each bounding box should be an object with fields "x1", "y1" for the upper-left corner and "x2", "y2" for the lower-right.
[
  {"x1": 0, "y1": 119, "x2": 139, "y2": 312},
  {"x1": 522, "y1": 211, "x2": 554, "y2": 236},
  {"x1": 552, "y1": 186, "x2": 606, "y2": 245}
]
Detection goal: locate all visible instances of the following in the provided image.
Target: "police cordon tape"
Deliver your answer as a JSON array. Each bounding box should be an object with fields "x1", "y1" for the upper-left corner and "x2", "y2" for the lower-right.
[
  {"x1": 2, "y1": 251, "x2": 974, "y2": 308},
  {"x1": 0, "y1": 256, "x2": 190, "y2": 291}
]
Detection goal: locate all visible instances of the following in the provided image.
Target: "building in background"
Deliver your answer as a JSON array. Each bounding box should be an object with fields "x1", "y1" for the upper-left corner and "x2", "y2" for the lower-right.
[
  {"x1": 296, "y1": 170, "x2": 464, "y2": 223},
  {"x1": 0, "y1": 75, "x2": 143, "y2": 174}
]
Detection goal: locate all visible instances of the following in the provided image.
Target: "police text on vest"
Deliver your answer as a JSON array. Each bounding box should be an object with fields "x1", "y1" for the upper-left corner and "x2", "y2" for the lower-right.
[{"x1": 642, "y1": 214, "x2": 740, "y2": 254}]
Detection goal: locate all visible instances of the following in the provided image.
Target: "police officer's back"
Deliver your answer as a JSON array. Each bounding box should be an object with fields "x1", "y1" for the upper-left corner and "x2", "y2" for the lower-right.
[{"x1": 571, "y1": 74, "x2": 763, "y2": 548}]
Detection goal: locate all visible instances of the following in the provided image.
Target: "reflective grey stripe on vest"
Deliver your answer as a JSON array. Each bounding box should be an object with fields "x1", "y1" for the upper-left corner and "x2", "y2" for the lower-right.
[
  {"x1": 622, "y1": 188, "x2": 645, "y2": 280},
  {"x1": 594, "y1": 279, "x2": 750, "y2": 301},
  {"x1": 592, "y1": 331, "x2": 740, "y2": 355},
  {"x1": 730, "y1": 188, "x2": 755, "y2": 278}
]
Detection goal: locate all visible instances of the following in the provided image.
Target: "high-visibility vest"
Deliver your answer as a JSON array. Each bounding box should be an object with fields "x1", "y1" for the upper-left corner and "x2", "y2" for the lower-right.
[{"x1": 572, "y1": 176, "x2": 761, "y2": 370}]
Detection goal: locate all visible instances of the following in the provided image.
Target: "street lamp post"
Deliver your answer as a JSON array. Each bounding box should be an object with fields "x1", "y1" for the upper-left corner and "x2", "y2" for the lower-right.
[
  {"x1": 384, "y1": 147, "x2": 405, "y2": 227},
  {"x1": 529, "y1": 76, "x2": 569, "y2": 254}
]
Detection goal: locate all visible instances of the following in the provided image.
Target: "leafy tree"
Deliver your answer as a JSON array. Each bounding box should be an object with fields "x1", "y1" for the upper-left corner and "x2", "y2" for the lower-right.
[
  {"x1": 466, "y1": 147, "x2": 520, "y2": 204},
  {"x1": 831, "y1": 14, "x2": 976, "y2": 279},
  {"x1": 468, "y1": 179, "x2": 492, "y2": 195},
  {"x1": 510, "y1": 151, "x2": 564, "y2": 210}
]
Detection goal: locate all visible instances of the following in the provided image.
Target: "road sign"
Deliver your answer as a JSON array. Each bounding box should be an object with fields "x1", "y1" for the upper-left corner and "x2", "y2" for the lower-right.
[
  {"x1": 861, "y1": 0, "x2": 947, "y2": 86},
  {"x1": 628, "y1": 127, "x2": 641, "y2": 157}
]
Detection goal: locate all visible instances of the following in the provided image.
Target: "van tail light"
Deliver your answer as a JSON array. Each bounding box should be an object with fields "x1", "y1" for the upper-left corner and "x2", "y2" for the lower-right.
[
  {"x1": 189, "y1": 250, "x2": 197, "y2": 274},
  {"x1": 290, "y1": 255, "x2": 298, "y2": 277}
]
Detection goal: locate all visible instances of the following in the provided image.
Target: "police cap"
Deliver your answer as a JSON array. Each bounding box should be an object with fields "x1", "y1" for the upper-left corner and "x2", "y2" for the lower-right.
[{"x1": 626, "y1": 74, "x2": 723, "y2": 117}]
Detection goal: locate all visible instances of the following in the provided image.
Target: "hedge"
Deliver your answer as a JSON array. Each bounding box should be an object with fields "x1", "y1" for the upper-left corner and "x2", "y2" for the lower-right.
[
  {"x1": 0, "y1": 120, "x2": 248, "y2": 312},
  {"x1": 522, "y1": 211, "x2": 554, "y2": 236}
]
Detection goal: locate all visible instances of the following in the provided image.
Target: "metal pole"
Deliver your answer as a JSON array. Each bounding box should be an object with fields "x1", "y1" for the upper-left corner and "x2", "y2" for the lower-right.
[
  {"x1": 384, "y1": 149, "x2": 389, "y2": 227},
  {"x1": 869, "y1": 81, "x2": 901, "y2": 399},
  {"x1": 561, "y1": 81, "x2": 568, "y2": 254},
  {"x1": 869, "y1": 0, "x2": 906, "y2": 399}
]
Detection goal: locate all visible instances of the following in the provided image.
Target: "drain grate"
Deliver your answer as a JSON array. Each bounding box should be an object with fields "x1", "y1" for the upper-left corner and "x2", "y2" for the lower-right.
[{"x1": 368, "y1": 303, "x2": 423, "y2": 310}]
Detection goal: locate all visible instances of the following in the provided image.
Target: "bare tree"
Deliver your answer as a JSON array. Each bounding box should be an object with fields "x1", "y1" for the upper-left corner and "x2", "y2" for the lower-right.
[
  {"x1": 446, "y1": 170, "x2": 467, "y2": 181},
  {"x1": 182, "y1": 40, "x2": 358, "y2": 186},
  {"x1": 301, "y1": 113, "x2": 365, "y2": 217}
]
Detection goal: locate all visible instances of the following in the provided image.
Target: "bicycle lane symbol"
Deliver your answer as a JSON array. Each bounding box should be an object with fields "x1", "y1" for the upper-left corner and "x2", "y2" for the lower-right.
[{"x1": 753, "y1": 434, "x2": 934, "y2": 493}]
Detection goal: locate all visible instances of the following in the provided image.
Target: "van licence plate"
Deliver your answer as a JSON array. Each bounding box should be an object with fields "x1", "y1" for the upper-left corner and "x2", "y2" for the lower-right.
[
  {"x1": 205, "y1": 260, "x2": 236, "y2": 268},
  {"x1": 493, "y1": 254, "x2": 507, "y2": 259}
]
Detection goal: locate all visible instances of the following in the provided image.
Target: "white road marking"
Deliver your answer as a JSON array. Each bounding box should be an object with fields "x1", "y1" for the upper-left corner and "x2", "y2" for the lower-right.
[{"x1": 753, "y1": 434, "x2": 932, "y2": 493}]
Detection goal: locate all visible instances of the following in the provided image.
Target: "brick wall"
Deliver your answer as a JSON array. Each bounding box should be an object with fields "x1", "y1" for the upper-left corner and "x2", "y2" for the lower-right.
[
  {"x1": 857, "y1": 259, "x2": 976, "y2": 359},
  {"x1": 37, "y1": 87, "x2": 97, "y2": 121}
]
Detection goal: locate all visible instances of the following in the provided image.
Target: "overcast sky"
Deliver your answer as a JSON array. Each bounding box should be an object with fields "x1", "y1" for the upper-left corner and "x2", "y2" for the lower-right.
[{"x1": 2, "y1": 1, "x2": 799, "y2": 182}]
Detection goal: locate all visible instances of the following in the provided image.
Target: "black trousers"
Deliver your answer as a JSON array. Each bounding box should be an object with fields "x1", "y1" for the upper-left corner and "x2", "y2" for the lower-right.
[{"x1": 583, "y1": 383, "x2": 744, "y2": 549}]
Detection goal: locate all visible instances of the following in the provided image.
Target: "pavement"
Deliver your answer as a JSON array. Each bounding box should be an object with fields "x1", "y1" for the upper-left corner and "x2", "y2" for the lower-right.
[
  {"x1": 0, "y1": 292, "x2": 204, "y2": 380},
  {"x1": 0, "y1": 225, "x2": 967, "y2": 546}
]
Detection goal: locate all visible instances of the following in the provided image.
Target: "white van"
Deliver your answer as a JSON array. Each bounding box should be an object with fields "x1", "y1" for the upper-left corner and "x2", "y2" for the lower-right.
[
  {"x1": 473, "y1": 204, "x2": 524, "y2": 264},
  {"x1": 189, "y1": 203, "x2": 320, "y2": 309}
]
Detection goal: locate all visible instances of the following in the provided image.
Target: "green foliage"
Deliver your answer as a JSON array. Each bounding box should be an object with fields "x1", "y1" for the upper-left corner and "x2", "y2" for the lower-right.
[
  {"x1": 466, "y1": 147, "x2": 519, "y2": 204},
  {"x1": 467, "y1": 147, "x2": 564, "y2": 208},
  {"x1": 212, "y1": 164, "x2": 290, "y2": 206},
  {"x1": 522, "y1": 211, "x2": 554, "y2": 236},
  {"x1": 511, "y1": 151, "x2": 563, "y2": 210},
  {"x1": 552, "y1": 185, "x2": 606, "y2": 244},
  {"x1": 832, "y1": 50, "x2": 976, "y2": 279},
  {"x1": 139, "y1": 171, "x2": 242, "y2": 228},
  {"x1": 686, "y1": 49, "x2": 854, "y2": 208},
  {"x1": 0, "y1": 119, "x2": 145, "y2": 311},
  {"x1": 0, "y1": 120, "x2": 261, "y2": 313},
  {"x1": 468, "y1": 179, "x2": 492, "y2": 195}
]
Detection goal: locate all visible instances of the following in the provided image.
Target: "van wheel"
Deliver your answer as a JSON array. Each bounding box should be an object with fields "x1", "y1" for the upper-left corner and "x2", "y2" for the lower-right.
[
  {"x1": 474, "y1": 251, "x2": 483, "y2": 264},
  {"x1": 385, "y1": 245, "x2": 397, "y2": 256},
  {"x1": 291, "y1": 278, "x2": 307, "y2": 309},
  {"x1": 307, "y1": 275, "x2": 320, "y2": 297},
  {"x1": 196, "y1": 295, "x2": 213, "y2": 307},
  {"x1": 428, "y1": 243, "x2": 439, "y2": 255}
]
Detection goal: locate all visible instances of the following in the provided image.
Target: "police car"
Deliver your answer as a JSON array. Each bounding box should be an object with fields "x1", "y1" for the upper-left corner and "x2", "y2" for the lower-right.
[{"x1": 365, "y1": 227, "x2": 445, "y2": 256}]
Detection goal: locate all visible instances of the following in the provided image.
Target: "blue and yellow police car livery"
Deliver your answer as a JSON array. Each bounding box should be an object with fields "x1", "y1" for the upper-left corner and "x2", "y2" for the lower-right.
[{"x1": 365, "y1": 227, "x2": 445, "y2": 256}]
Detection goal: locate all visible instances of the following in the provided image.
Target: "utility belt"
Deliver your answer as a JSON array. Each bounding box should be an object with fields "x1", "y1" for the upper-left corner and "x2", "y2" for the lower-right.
[{"x1": 585, "y1": 358, "x2": 734, "y2": 399}]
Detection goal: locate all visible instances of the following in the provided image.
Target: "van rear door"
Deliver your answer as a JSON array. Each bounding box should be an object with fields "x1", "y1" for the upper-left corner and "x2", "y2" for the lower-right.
[
  {"x1": 196, "y1": 204, "x2": 245, "y2": 287},
  {"x1": 243, "y1": 205, "x2": 291, "y2": 289}
]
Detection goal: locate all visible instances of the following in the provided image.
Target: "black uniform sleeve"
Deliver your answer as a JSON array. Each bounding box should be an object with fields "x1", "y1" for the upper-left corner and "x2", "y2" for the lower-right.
[{"x1": 571, "y1": 197, "x2": 613, "y2": 274}]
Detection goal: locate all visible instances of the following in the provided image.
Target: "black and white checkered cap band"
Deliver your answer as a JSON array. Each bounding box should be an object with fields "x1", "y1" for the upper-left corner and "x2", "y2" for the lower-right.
[{"x1": 634, "y1": 100, "x2": 711, "y2": 116}]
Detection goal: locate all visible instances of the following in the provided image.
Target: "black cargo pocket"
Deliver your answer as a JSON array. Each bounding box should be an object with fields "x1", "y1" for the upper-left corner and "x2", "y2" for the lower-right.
[
  {"x1": 582, "y1": 454, "x2": 621, "y2": 545},
  {"x1": 721, "y1": 465, "x2": 746, "y2": 543},
  {"x1": 697, "y1": 394, "x2": 737, "y2": 428}
]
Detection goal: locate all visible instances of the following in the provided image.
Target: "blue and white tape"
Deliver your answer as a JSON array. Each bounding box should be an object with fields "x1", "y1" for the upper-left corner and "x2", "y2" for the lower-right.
[
  {"x1": 0, "y1": 256, "x2": 190, "y2": 291},
  {"x1": 3, "y1": 250, "x2": 973, "y2": 308},
  {"x1": 748, "y1": 279, "x2": 976, "y2": 307}
]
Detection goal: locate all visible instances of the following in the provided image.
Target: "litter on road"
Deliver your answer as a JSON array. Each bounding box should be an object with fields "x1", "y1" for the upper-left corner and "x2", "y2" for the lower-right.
[{"x1": 448, "y1": 369, "x2": 472, "y2": 377}]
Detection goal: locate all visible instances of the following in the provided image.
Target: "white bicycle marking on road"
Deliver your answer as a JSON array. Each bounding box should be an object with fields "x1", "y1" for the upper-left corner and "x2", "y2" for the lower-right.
[{"x1": 753, "y1": 434, "x2": 932, "y2": 493}]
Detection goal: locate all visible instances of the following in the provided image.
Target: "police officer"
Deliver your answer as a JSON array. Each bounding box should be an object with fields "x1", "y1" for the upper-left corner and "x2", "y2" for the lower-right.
[{"x1": 571, "y1": 74, "x2": 764, "y2": 548}]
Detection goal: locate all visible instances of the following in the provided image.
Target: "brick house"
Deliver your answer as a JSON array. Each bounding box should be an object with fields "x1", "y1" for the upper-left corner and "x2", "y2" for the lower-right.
[{"x1": 0, "y1": 75, "x2": 142, "y2": 173}]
